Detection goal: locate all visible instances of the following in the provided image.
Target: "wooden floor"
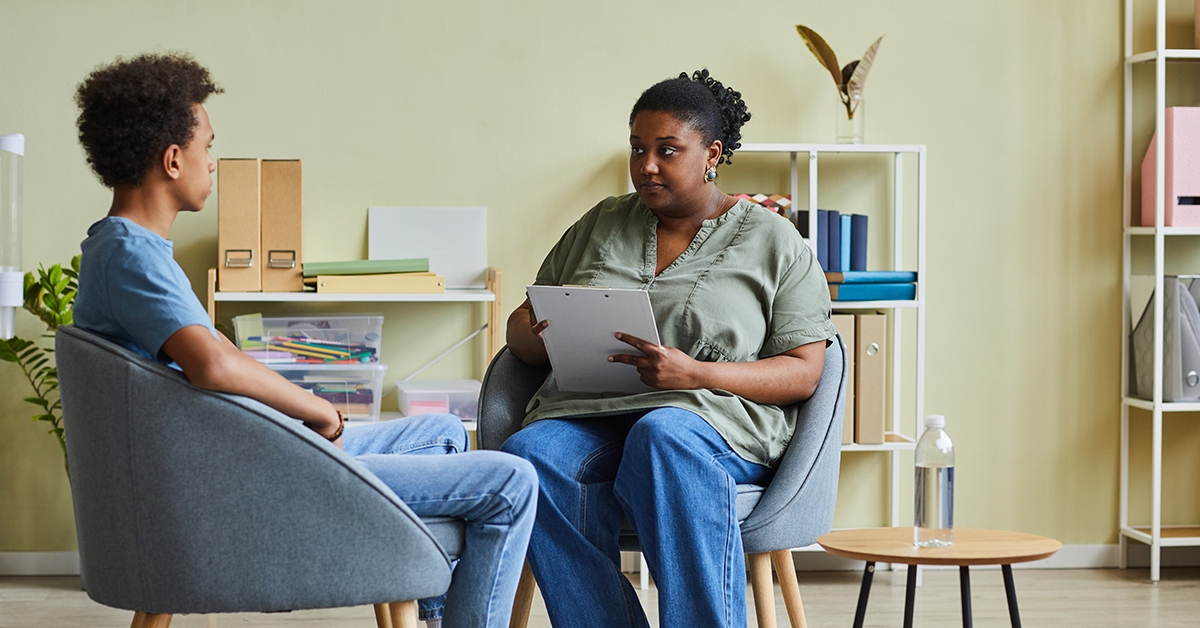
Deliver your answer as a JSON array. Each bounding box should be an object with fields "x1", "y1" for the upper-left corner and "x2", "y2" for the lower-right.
[{"x1": 2, "y1": 567, "x2": 1198, "y2": 627}]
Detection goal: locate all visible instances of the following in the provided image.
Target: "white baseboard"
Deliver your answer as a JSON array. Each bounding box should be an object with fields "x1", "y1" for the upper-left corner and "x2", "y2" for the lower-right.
[
  {"x1": 0, "y1": 552, "x2": 79, "y2": 576},
  {"x1": 5, "y1": 545, "x2": 1200, "y2": 577}
]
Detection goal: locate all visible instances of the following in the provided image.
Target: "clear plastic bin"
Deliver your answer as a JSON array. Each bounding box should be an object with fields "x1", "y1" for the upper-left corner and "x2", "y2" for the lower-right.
[
  {"x1": 271, "y1": 363, "x2": 389, "y2": 421},
  {"x1": 233, "y1": 313, "x2": 383, "y2": 365},
  {"x1": 397, "y1": 380, "x2": 482, "y2": 420}
]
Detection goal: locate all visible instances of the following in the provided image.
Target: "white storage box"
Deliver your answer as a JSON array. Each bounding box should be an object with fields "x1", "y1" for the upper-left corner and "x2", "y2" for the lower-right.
[
  {"x1": 233, "y1": 313, "x2": 383, "y2": 365},
  {"x1": 397, "y1": 380, "x2": 482, "y2": 420},
  {"x1": 271, "y1": 363, "x2": 389, "y2": 421}
]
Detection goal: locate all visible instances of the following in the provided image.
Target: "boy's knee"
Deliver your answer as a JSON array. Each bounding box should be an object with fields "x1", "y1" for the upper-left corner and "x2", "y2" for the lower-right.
[{"x1": 416, "y1": 413, "x2": 469, "y2": 452}]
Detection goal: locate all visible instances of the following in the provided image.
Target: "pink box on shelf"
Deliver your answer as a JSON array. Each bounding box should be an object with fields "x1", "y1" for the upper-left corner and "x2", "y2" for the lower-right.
[{"x1": 1141, "y1": 107, "x2": 1200, "y2": 227}]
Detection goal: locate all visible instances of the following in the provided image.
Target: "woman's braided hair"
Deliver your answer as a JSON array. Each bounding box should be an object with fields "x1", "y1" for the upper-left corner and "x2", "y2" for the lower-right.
[{"x1": 629, "y1": 69, "x2": 751, "y2": 165}]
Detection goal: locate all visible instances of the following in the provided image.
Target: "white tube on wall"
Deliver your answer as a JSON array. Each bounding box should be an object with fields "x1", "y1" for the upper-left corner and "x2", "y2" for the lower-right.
[{"x1": 0, "y1": 133, "x2": 25, "y2": 340}]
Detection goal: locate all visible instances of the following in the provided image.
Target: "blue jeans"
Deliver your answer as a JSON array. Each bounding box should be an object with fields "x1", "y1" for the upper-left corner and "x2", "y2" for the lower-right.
[
  {"x1": 501, "y1": 408, "x2": 772, "y2": 628},
  {"x1": 344, "y1": 414, "x2": 537, "y2": 628}
]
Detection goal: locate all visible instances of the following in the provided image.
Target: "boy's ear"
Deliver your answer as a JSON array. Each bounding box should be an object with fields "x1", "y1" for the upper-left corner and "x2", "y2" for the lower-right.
[{"x1": 161, "y1": 144, "x2": 183, "y2": 181}]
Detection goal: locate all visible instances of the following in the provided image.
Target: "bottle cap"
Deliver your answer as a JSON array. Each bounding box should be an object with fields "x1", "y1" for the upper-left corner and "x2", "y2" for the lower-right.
[
  {"x1": 924, "y1": 414, "x2": 945, "y2": 428},
  {"x1": 0, "y1": 134, "x2": 24, "y2": 156}
]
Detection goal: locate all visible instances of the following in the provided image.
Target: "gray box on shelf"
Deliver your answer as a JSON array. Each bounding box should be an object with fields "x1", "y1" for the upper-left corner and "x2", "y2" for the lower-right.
[{"x1": 1131, "y1": 276, "x2": 1200, "y2": 402}]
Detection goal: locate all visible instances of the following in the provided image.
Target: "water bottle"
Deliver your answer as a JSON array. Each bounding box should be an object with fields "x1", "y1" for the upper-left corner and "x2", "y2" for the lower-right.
[{"x1": 914, "y1": 414, "x2": 954, "y2": 547}]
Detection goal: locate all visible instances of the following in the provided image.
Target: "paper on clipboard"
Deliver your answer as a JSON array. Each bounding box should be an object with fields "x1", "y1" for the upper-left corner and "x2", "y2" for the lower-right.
[{"x1": 526, "y1": 285, "x2": 661, "y2": 394}]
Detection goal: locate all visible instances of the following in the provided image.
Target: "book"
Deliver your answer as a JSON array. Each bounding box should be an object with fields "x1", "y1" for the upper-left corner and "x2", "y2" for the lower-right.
[
  {"x1": 816, "y1": 210, "x2": 832, "y2": 270},
  {"x1": 829, "y1": 282, "x2": 916, "y2": 301},
  {"x1": 301, "y1": 257, "x2": 429, "y2": 277},
  {"x1": 309, "y1": 272, "x2": 445, "y2": 294},
  {"x1": 850, "y1": 214, "x2": 868, "y2": 271},
  {"x1": 826, "y1": 271, "x2": 918, "y2": 284},
  {"x1": 840, "y1": 214, "x2": 852, "y2": 272},
  {"x1": 827, "y1": 210, "x2": 842, "y2": 272}
]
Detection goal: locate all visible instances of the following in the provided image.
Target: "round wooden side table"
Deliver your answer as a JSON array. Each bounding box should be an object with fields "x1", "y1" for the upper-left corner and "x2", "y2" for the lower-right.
[{"x1": 817, "y1": 527, "x2": 1061, "y2": 628}]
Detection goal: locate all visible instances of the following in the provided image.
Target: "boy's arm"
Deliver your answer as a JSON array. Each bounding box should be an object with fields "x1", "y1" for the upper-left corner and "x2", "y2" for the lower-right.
[{"x1": 161, "y1": 325, "x2": 344, "y2": 448}]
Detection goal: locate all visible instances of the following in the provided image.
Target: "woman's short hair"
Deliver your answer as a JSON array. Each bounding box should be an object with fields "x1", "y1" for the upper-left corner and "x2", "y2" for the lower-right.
[
  {"x1": 75, "y1": 52, "x2": 223, "y2": 188},
  {"x1": 629, "y1": 69, "x2": 751, "y2": 165}
]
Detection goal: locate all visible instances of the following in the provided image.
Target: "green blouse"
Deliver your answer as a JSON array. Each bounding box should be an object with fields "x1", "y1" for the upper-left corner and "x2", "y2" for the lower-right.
[{"x1": 524, "y1": 193, "x2": 837, "y2": 467}]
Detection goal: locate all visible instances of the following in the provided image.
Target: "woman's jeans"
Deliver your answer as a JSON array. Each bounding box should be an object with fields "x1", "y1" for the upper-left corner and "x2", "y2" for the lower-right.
[
  {"x1": 501, "y1": 407, "x2": 773, "y2": 628},
  {"x1": 344, "y1": 414, "x2": 537, "y2": 628}
]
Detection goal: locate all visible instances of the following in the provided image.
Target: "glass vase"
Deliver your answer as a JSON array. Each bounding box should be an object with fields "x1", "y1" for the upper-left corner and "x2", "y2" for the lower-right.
[{"x1": 836, "y1": 91, "x2": 865, "y2": 145}]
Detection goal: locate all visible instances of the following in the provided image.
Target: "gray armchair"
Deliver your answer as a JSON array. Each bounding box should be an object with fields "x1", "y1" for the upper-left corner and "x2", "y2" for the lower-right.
[
  {"x1": 56, "y1": 324, "x2": 464, "y2": 628},
  {"x1": 478, "y1": 335, "x2": 847, "y2": 628}
]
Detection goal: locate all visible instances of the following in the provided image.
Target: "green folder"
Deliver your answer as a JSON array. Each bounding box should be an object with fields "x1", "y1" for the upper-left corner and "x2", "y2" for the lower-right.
[{"x1": 302, "y1": 258, "x2": 430, "y2": 277}]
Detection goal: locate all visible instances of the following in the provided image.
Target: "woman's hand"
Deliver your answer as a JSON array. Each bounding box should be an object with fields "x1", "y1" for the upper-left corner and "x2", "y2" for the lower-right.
[
  {"x1": 506, "y1": 298, "x2": 551, "y2": 366},
  {"x1": 609, "y1": 333, "x2": 700, "y2": 390}
]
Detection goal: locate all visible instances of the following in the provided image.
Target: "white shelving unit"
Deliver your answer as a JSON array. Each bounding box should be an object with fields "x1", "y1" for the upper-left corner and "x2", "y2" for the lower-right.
[
  {"x1": 737, "y1": 143, "x2": 927, "y2": 530},
  {"x1": 206, "y1": 268, "x2": 504, "y2": 368},
  {"x1": 1118, "y1": 0, "x2": 1200, "y2": 583}
]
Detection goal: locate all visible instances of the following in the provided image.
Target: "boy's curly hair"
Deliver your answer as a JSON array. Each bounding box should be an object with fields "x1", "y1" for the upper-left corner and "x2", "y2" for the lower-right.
[
  {"x1": 629, "y1": 69, "x2": 751, "y2": 166},
  {"x1": 75, "y1": 52, "x2": 223, "y2": 188}
]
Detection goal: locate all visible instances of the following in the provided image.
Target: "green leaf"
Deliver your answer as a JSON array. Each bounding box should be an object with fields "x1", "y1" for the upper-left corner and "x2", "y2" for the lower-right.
[
  {"x1": 846, "y1": 35, "x2": 884, "y2": 105},
  {"x1": 70, "y1": 255, "x2": 81, "y2": 274},
  {"x1": 32, "y1": 413, "x2": 55, "y2": 423},
  {"x1": 795, "y1": 25, "x2": 843, "y2": 89}
]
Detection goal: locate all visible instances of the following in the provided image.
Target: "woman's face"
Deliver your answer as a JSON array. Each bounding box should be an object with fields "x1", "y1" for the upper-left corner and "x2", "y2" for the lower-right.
[{"x1": 629, "y1": 110, "x2": 722, "y2": 217}]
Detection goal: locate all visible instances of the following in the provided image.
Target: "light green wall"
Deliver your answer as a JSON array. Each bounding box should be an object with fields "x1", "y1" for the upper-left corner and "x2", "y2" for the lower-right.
[{"x1": 2, "y1": 0, "x2": 1178, "y2": 552}]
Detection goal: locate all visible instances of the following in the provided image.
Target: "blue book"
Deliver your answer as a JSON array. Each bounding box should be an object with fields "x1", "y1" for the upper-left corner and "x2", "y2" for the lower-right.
[
  {"x1": 828, "y1": 282, "x2": 916, "y2": 301},
  {"x1": 825, "y1": 270, "x2": 918, "y2": 284},
  {"x1": 840, "y1": 215, "x2": 852, "y2": 272},
  {"x1": 827, "y1": 210, "x2": 842, "y2": 272},
  {"x1": 850, "y1": 214, "x2": 868, "y2": 271},
  {"x1": 816, "y1": 210, "x2": 832, "y2": 271}
]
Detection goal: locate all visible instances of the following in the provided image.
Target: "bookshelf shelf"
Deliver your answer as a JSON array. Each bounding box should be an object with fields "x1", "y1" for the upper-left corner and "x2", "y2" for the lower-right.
[
  {"x1": 207, "y1": 268, "x2": 504, "y2": 371},
  {"x1": 1118, "y1": 0, "x2": 1200, "y2": 583},
  {"x1": 1122, "y1": 396, "x2": 1200, "y2": 413},
  {"x1": 729, "y1": 144, "x2": 927, "y2": 536},
  {"x1": 213, "y1": 289, "x2": 496, "y2": 303}
]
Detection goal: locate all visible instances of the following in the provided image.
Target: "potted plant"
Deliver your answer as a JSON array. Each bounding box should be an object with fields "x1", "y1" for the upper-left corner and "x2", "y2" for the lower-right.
[
  {"x1": 796, "y1": 25, "x2": 884, "y2": 143},
  {"x1": 0, "y1": 256, "x2": 79, "y2": 476}
]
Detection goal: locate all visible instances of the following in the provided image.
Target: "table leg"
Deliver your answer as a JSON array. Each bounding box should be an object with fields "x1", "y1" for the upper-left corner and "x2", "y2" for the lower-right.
[
  {"x1": 852, "y1": 561, "x2": 875, "y2": 628},
  {"x1": 903, "y1": 565, "x2": 917, "y2": 628},
  {"x1": 1002, "y1": 564, "x2": 1022, "y2": 628},
  {"x1": 959, "y1": 566, "x2": 973, "y2": 628}
]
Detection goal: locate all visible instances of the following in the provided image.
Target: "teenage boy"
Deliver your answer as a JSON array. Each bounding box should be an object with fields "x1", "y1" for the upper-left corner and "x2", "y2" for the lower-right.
[{"x1": 72, "y1": 52, "x2": 535, "y2": 628}]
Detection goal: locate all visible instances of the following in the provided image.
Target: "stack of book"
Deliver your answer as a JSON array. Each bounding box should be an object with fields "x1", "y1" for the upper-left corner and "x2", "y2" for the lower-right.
[
  {"x1": 803, "y1": 210, "x2": 867, "y2": 273},
  {"x1": 302, "y1": 258, "x2": 445, "y2": 294},
  {"x1": 826, "y1": 271, "x2": 917, "y2": 301}
]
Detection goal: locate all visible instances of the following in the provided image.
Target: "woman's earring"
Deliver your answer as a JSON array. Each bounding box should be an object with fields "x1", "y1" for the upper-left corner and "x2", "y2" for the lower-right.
[{"x1": 705, "y1": 167, "x2": 718, "y2": 182}]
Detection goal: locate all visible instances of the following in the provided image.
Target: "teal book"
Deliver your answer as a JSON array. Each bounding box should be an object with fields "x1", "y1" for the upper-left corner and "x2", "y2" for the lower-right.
[
  {"x1": 302, "y1": 258, "x2": 430, "y2": 277},
  {"x1": 825, "y1": 270, "x2": 918, "y2": 284},
  {"x1": 829, "y1": 282, "x2": 916, "y2": 301}
]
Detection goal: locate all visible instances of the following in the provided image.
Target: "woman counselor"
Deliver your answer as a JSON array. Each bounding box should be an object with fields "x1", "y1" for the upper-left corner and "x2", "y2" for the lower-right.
[{"x1": 502, "y1": 70, "x2": 837, "y2": 628}]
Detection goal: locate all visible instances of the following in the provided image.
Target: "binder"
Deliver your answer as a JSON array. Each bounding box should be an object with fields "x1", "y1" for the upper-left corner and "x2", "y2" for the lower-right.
[
  {"x1": 310, "y1": 273, "x2": 445, "y2": 294},
  {"x1": 854, "y1": 313, "x2": 887, "y2": 444},
  {"x1": 261, "y1": 160, "x2": 303, "y2": 292},
  {"x1": 302, "y1": 258, "x2": 430, "y2": 277},
  {"x1": 831, "y1": 314, "x2": 856, "y2": 445},
  {"x1": 217, "y1": 158, "x2": 261, "y2": 292}
]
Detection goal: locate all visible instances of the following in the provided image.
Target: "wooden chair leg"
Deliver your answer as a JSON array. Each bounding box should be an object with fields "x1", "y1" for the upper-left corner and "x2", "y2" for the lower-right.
[
  {"x1": 130, "y1": 613, "x2": 172, "y2": 628},
  {"x1": 771, "y1": 549, "x2": 809, "y2": 628},
  {"x1": 748, "y1": 552, "x2": 778, "y2": 628},
  {"x1": 374, "y1": 603, "x2": 394, "y2": 628},
  {"x1": 509, "y1": 559, "x2": 537, "y2": 628},
  {"x1": 389, "y1": 600, "x2": 418, "y2": 628}
]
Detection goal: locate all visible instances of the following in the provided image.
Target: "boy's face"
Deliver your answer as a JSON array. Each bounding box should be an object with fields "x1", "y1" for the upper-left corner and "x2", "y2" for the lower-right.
[{"x1": 178, "y1": 104, "x2": 216, "y2": 212}]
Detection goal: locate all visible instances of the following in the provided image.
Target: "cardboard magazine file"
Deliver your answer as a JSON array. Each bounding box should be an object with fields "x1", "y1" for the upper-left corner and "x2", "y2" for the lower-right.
[
  {"x1": 831, "y1": 314, "x2": 856, "y2": 445},
  {"x1": 854, "y1": 313, "x2": 887, "y2": 444},
  {"x1": 1131, "y1": 275, "x2": 1200, "y2": 402},
  {"x1": 217, "y1": 158, "x2": 261, "y2": 292},
  {"x1": 261, "y1": 160, "x2": 303, "y2": 292}
]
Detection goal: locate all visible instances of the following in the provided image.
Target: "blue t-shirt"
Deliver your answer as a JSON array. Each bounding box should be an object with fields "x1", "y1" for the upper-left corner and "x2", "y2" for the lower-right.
[{"x1": 75, "y1": 216, "x2": 218, "y2": 365}]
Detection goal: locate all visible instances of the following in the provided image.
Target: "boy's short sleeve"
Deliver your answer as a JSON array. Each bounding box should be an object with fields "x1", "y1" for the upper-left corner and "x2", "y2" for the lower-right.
[{"x1": 103, "y1": 239, "x2": 215, "y2": 363}]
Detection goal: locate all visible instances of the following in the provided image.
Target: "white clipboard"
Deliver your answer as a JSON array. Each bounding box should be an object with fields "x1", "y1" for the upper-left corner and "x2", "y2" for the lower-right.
[{"x1": 526, "y1": 285, "x2": 661, "y2": 394}]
